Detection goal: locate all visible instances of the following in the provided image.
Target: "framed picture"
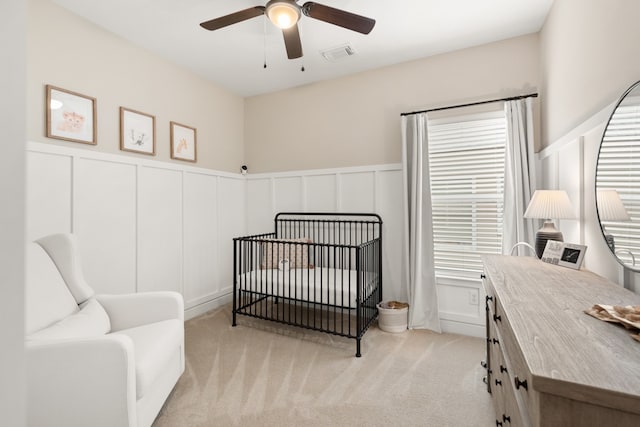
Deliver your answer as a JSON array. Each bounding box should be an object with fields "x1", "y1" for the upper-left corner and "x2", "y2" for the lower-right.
[
  {"x1": 46, "y1": 85, "x2": 96, "y2": 145},
  {"x1": 120, "y1": 107, "x2": 156, "y2": 155},
  {"x1": 170, "y1": 121, "x2": 197, "y2": 162},
  {"x1": 541, "y1": 241, "x2": 587, "y2": 270}
]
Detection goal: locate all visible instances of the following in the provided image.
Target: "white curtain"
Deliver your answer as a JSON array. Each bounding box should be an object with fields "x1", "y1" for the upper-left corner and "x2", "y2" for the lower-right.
[
  {"x1": 503, "y1": 98, "x2": 537, "y2": 255},
  {"x1": 401, "y1": 113, "x2": 441, "y2": 332}
]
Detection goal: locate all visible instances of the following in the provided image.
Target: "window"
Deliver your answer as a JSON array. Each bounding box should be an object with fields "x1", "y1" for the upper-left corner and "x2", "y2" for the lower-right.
[{"x1": 427, "y1": 110, "x2": 507, "y2": 278}]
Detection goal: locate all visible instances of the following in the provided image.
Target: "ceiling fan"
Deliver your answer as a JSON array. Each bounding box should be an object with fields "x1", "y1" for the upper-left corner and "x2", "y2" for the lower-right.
[{"x1": 199, "y1": 1, "x2": 376, "y2": 60}]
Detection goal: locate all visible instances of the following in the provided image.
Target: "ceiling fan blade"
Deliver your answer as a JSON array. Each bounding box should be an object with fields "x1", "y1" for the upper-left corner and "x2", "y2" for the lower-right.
[
  {"x1": 282, "y1": 24, "x2": 303, "y2": 59},
  {"x1": 200, "y1": 6, "x2": 265, "y2": 31},
  {"x1": 302, "y1": 2, "x2": 375, "y2": 34}
]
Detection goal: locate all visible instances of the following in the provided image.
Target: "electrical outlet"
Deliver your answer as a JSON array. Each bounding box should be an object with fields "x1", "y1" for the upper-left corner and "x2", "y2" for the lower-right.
[{"x1": 469, "y1": 290, "x2": 479, "y2": 305}]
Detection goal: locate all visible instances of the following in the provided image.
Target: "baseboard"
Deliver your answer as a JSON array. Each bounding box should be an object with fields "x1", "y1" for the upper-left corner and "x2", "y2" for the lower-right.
[
  {"x1": 184, "y1": 297, "x2": 486, "y2": 337},
  {"x1": 184, "y1": 293, "x2": 233, "y2": 320},
  {"x1": 439, "y1": 318, "x2": 485, "y2": 338}
]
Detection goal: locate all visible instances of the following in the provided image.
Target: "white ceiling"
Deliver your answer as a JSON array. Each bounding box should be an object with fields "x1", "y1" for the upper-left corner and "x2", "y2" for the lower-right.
[{"x1": 52, "y1": 0, "x2": 554, "y2": 97}]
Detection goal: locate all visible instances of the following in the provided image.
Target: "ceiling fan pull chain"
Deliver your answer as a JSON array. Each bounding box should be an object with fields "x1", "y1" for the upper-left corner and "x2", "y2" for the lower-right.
[{"x1": 263, "y1": 15, "x2": 268, "y2": 69}]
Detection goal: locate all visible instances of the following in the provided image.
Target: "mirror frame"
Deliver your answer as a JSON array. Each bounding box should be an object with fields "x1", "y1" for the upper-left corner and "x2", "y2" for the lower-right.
[{"x1": 595, "y1": 79, "x2": 640, "y2": 272}]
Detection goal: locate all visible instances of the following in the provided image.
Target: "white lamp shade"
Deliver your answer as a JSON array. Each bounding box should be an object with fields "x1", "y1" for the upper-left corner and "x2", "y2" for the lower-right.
[
  {"x1": 597, "y1": 189, "x2": 631, "y2": 221},
  {"x1": 524, "y1": 190, "x2": 576, "y2": 220}
]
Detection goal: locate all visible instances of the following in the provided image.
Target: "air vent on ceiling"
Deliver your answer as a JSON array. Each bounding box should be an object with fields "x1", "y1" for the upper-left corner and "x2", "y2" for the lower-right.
[{"x1": 320, "y1": 44, "x2": 357, "y2": 62}]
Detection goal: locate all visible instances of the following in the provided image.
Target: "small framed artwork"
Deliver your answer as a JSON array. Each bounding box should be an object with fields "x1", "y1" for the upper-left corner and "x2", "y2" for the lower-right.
[
  {"x1": 46, "y1": 85, "x2": 97, "y2": 145},
  {"x1": 170, "y1": 121, "x2": 197, "y2": 162},
  {"x1": 541, "y1": 241, "x2": 587, "y2": 270},
  {"x1": 120, "y1": 107, "x2": 156, "y2": 155}
]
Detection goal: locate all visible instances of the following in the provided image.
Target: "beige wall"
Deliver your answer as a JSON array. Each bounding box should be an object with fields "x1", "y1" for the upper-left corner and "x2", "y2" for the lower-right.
[
  {"x1": 27, "y1": 0, "x2": 244, "y2": 173},
  {"x1": 245, "y1": 34, "x2": 540, "y2": 173},
  {"x1": 539, "y1": 0, "x2": 640, "y2": 147}
]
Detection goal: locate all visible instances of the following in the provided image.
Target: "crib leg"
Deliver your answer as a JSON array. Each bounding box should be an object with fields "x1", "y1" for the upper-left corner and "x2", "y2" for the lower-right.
[
  {"x1": 232, "y1": 310, "x2": 237, "y2": 327},
  {"x1": 356, "y1": 339, "x2": 362, "y2": 358}
]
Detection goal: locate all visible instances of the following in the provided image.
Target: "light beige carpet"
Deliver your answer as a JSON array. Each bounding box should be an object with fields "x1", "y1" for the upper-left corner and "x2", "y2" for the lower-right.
[{"x1": 154, "y1": 305, "x2": 494, "y2": 427}]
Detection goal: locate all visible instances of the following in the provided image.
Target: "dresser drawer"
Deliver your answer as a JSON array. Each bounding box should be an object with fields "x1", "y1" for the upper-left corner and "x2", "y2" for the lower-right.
[
  {"x1": 494, "y1": 296, "x2": 535, "y2": 426},
  {"x1": 488, "y1": 314, "x2": 505, "y2": 423},
  {"x1": 502, "y1": 376, "x2": 526, "y2": 427},
  {"x1": 488, "y1": 305, "x2": 527, "y2": 427}
]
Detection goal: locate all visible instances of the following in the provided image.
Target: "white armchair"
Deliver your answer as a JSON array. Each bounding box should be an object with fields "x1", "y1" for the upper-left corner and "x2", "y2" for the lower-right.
[{"x1": 25, "y1": 233, "x2": 184, "y2": 427}]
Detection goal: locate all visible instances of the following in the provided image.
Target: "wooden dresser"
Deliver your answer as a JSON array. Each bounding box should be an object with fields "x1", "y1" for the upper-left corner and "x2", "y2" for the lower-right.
[{"x1": 481, "y1": 255, "x2": 640, "y2": 427}]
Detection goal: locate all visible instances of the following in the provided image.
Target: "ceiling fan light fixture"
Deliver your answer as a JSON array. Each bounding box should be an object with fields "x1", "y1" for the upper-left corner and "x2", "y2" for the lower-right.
[{"x1": 266, "y1": 0, "x2": 301, "y2": 29}]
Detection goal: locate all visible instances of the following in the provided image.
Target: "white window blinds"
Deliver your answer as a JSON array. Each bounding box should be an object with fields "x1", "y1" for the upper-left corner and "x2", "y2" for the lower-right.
[
  {"x1": 428, "y1": 111, "x2": 507, "y2": 277},
  {"x1": 596, "y1": 102, "x2": 640, "y2": 265}
]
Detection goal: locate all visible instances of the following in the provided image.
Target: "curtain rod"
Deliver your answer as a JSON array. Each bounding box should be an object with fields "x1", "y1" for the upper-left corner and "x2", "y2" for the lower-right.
[{"x1": 400, "y1": 93, "x2": 538, "y2": 117}]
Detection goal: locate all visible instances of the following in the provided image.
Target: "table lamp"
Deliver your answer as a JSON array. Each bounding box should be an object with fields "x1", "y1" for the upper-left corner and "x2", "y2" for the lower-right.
[
  {"x1": 524, "y1": 190, "x2": 576, "y2": 258},
  {"x1": 596, "y1": 189, "x2": 630, "y2": 252}
]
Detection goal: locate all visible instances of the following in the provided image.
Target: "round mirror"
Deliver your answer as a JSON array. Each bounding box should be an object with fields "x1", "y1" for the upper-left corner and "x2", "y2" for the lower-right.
[{"x1": 596, "y1": 80, "x2": 640, "y2": 271}]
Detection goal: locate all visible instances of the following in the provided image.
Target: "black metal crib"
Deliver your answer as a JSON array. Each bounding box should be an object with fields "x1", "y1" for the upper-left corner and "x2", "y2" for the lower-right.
[{"x1": 232, "y1": 212, "x2": 383, "y2": 357}]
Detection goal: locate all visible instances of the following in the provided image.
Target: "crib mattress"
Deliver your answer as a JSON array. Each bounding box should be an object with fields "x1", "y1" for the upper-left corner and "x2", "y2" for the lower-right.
[{"x1": 237, "y1": 267, "x2": 378, "y2": 308}]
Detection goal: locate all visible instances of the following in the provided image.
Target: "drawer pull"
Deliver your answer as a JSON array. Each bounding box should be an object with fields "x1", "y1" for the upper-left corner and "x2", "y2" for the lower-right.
[
  {"x1": 515, "y1": 376, "x2": 528, "y2": 390},
  {"x1": 503, "y1": 414, "x2": 511, "y2": 423},
  {"x1": 495, "y1": 379, "x2": 502, "y2": 386},
  {"x1": 481, "y1": 360, "x2": 487, "y2": 368},
  {"x1": 481, "y1": 273, "x2": 486, "y2": 279},
  {"x1": 496, "y1": 421, "x2": 503, "y2": 427},
  {"x1": 500, "y1": 365, "x2": 508, "y2": 373},
  {"x1": 493, "y1": 313, "x2": 502, "y2": 322},
  {"x1": 492, "y1": 338, "x2": 500, "y2": 345},
  {"x1": 486, "y1": 295, "x2": 494, "y2": 302}
]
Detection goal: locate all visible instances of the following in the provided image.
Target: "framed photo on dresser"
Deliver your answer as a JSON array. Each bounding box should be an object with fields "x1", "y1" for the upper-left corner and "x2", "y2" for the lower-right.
[{"x1": 541, "y1": 241, "x2": 587, "y2": 270}]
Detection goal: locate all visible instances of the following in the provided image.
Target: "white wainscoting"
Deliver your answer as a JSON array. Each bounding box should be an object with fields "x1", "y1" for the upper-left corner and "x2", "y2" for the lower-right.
[
  {"x1": 26, "y1": 142, "x2": 244, "y2": 319},
  {"x1": 75, "y1": 158, "x2": 137, "y2": 295},
  {"x1": 26, "y1": 144, "x2": 486, "y2": 335},
  {"x1": 436, "y1": 276, "x2": 485, "y2": 337}
]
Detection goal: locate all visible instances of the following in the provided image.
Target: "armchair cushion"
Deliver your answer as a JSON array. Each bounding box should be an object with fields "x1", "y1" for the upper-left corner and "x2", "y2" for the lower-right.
[
  {"x1": 27, "y1": 298, "x2": 111, "y2": 341},
  {"x1": 26, "y1": 242, "x2": 79, "y2": 334},
  {"x1": 112, "y1": 319, "x2": 183, "y2": 399},
  {"x1": 37, "y1": 233, "x2": 95, "y2": 304}
]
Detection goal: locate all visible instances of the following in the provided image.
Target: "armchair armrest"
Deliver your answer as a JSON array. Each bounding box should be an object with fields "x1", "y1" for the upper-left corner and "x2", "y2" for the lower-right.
[
  {"x1": 26, "y1": 335, "x2": 136, "y2": 427},
  {"x1": 96, "y1": 291, "x2": 184, "y2": 332}
]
